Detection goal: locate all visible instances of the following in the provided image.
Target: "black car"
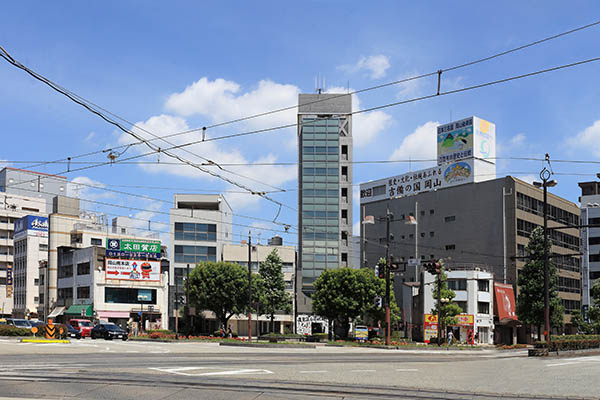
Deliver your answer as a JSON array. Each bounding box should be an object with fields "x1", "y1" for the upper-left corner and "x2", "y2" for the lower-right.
[
  {"x1": 90, "y1": 323, "x2": 128, "y2": 340},
  {"x1": 66, "y1": 323, "x2": 82, "y2": 339}
]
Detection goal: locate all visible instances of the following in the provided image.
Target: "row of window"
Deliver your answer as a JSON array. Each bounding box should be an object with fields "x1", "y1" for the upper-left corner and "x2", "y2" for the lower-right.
[
  {"x1": 303, "y1": 167, "x2": 339, "y2": 176},
  {"x1": 562, "y1": 299, "x2": 581, "y2": 314},
  {"x1": 517, "y1": 192, "x2": 580, "y2": 226},
  {"x1": 557, "y1": 276, "x2": 581, "y2": 293},
  {"x1": 518, "y1": 244, "x2": 580, "y2": 273},
  {"x1": 58, "y1": 261, "x2": 91, "y2": 278},
  {"x1": 173, "y1": 245, "x2": 216, "y2": 264},
  {"x1": 452, "y1": 301, "x2": 490, "y2": 314},
  {"x1": 303, "y1": 146, "x2": 339, "y2": 155},
  {"x1": 446, "y1": 280, "x2": 489, "y2": 292},
  {"x1": 174, "y1": 222, "x2": 217, "y2": 242},
  {"x1": 105, "y1": 287, "x2": 156, "y2": 304},
  {"x1": 516, "y1": 219, "x2": 580, "y2": 251}
]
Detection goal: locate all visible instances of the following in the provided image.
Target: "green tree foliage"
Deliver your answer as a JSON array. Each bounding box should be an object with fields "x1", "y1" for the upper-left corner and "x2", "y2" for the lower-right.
[
  {"x1": 312, "y1": 267, "x2": 400, "y2": 338},
  {"x1": 516, "y1": 227, "x2": 564, "y2": 335},
  {"x1": 187, "y1": 261, "x2": 264, "y2": 328},
  {"x1": 430, "y1": 261, "x2": 462, "y2": 339},
  {"x1": 259, "y1": 249, "x2": 292, "y2": 333}
]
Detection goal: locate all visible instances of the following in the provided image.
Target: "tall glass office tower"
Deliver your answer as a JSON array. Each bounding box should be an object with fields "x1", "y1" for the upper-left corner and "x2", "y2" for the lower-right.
[{"x1": 297, "y1": 93, "x2": 353, "y2": 314}]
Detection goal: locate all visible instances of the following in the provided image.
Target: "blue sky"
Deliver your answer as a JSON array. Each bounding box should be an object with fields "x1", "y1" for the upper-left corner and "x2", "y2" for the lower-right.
[{"x1": 2, "y1": 2, "x2": 600, "y2": 249}]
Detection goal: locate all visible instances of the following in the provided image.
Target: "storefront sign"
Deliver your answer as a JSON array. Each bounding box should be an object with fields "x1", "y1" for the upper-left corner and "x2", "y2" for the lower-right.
[
  {"x1": 105, "y1": 258, "x2": 160, "y2": 282},
  {"x1": 107, "y1": 239, "x2": 161, "y2": 254},
  {"x1": 137, "y1": 289, "x2": 153, "y2": 302},
  {"x1": 453, "y1": 314, "x2": 474, "y2": 326},
  {"x1": 5, "y1": 264, "x2": 12, "y2": 298},
  {"x1": 423, "y1": 314, "x2": 438, "y2": 343},
  {"x1": 105, "y1": 249, "x2": 160, "y2": 259},
  {"x1": 14, "y1": 215, "x2": 49, "y2": 240},
  {"x1": 360, "y1": 160, "x2": 474, "y2": 204}
]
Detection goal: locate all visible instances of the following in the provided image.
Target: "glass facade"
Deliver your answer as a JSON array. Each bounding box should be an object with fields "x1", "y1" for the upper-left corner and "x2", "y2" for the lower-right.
[
  {"x1": 300, "y1": 117, "x2": 341, "y2": 287},
  {"x1": 174, "y1": 222, "x2": 217, "y2": 242},
  {"x1": 174, "y1": 245, "x2": 217, "y2": 263}
]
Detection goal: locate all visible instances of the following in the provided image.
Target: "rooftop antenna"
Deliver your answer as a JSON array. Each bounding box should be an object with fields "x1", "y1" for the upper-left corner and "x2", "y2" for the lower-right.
[{"x1": 316, "y1": 74, "x2": 323, "y2": 94}]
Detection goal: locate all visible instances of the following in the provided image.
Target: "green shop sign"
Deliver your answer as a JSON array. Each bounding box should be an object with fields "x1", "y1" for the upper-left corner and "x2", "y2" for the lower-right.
[{"x1": 121, "y1": 240, "x2": 161, "y2": 254}]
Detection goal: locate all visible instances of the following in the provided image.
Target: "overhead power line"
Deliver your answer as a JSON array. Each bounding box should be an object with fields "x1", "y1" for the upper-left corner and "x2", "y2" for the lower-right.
[{"x1": 2, "y1": 19, "x2": 598, "y2": 173}]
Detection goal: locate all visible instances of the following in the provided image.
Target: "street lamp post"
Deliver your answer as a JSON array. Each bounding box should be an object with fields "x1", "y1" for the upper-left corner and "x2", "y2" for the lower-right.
[
  {"x1": 533, "y1": 167, "x2": 557, "y2": 344},
  {"x1": 385, "y1": 205, "x2": 392, "y2": 346}
]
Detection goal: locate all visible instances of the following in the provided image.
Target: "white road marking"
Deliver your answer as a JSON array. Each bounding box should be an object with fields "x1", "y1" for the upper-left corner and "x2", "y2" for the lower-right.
[
  {"x1": 149, "y1": 366, "x2": 272, "y2": 377},
  {"x1": 350, "y1": 369, "x2": 375, "y2": 372},
  {"x1": 0, "y1": 376, "x2": 49, "y2": 381},
  {"x1": 546, "y1": 356, "x2": 600, "y2": 367},
  {"x1": 396, "y1": 368, "x2": 419, "y2": 371},
  {"x1": 299, "y1": 370, "x2": 328, "y2": 374}
]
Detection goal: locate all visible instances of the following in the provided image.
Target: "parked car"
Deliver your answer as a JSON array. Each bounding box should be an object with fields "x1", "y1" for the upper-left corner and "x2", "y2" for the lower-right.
[
  {"x1": 66, "y1": 323, "x2": 82, "y2": 339},
  {"x1": 69, "y1": 319, "x2": 94, "y2": 338},
  {"x1": 90, "y1": 323, "x2": 128, "y2": 340},
  {"x1": 6, "y1": 319, "x2": 33, "y2": 330}
]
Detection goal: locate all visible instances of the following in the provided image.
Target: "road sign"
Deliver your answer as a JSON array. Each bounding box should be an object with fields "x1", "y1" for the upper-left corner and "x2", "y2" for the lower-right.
[{"x1": 408, "y1": 259, "x2": 420, "y2": 267}]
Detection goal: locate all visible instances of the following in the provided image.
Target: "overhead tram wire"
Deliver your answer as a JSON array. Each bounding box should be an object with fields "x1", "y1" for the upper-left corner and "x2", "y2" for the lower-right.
[
  {"x1": 0, "y1": 47, "x2": 289, "y2": 212},
  {"x1": 2, "y1": 54, "x2": 600, "y2": 210},
  {"x1": 2, "y1": 19, "x2": 598, "y2": 171}
]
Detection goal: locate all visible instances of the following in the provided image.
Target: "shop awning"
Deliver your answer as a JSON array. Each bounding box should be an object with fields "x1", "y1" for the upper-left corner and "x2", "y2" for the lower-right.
[
  {"x1": 494, "y1": 283, "x2": 519, "y2": 325},
  {"x1": 64, "y1": 304, "x2": 93, "y2": 317},
  {"x1": 97, "y1": 311, "x2": 130, "y2": 319},
  {"x1": 47, "y1": 306, "x2": 65, "y2": 318}
]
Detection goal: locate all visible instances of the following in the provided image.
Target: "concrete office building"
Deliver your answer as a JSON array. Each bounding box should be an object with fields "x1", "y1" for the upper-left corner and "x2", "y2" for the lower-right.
[
  {"x1": 12, "y1": 215, "x2": 49, "y2": 319},
  {"x1": 578, "y1": 181, "x2": 600, "y2": 308},
  {"x1": 416, "y1": 268, "x2": 495, "y2": 344},
  {"x1": 297, "y1": 93, "x2": 353, "y2": 314},
  {"x1": 361, "y1": 175, "x2": 581, "y2": 329},
  {"x1": 0, "y1": 167, "x2": 67, "y2": 210},
  {"x1": 0, "y1": 194, "x2": 47, "y2": 317},
  {"x1": 221, "y1": 239, "x2": 296, "y2": 335},
  {"x1": 169, "y1": 194, "x2": 232, "y2": 287},
  {"x1": 55, "y1": 245, "x2": 169, "y2": 329},
  {"x1": 41, "y1": 196, "x2": 165, "y2": 321}
]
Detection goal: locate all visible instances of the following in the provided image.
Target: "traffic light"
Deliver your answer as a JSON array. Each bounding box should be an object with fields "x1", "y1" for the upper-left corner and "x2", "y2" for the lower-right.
[
  {"x1": 374, "y1": 264, "x2": 379, "y2": 278},
  {"x1": 378, "y1": 263, "x2": 385, "y2": 279},
  {"x1": 424, "y1": 261, "x2": 442, "y2": 275}
]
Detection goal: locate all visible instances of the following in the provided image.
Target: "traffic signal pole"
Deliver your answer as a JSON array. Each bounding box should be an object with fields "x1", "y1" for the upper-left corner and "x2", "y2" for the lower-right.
[
  {"x1": 436, "y1": 268, "x2": 442, "y2": 347},
  {"x1": 385, "y1": 204, "x2": 392, "y2": 346}
]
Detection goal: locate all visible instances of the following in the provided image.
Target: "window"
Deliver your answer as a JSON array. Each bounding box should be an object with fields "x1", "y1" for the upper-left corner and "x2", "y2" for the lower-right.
[
  {"x1": 591, "y1": 254, "x2": 600, "y2": 263},
  {"x1": 105, "y1": 287, "x2": 156, "y2": 304},
  {"x1": 444, "y1": 216, "x2": 456, "y2": 222},
  {"x1": 39, "y1": 243, "x2": 48, "y2": 251},
  {"x1": 447, "y1": 279, "x2": 467, "y2": 290},
  {"x1": 429, "y1": 209, "x2": 435, "y2": 215},
  {"x1": 174, "y1": 245, "x2": 217, "y2": 263},
  {"x1": 420, "y1": 232, "x2": 425, "y2": 238},
  {"x1": 445, "y1": 244, "x2": 456, "y2": 250},
  {"x1": 34, "y1": 278, "x2": 39, "y2": 286},
  {"x1": 455, "y1": 301, "x2": 467, "y2": 313},
  {"x1": 478, "y1": 280, "x2": 489, "y2": 292},
  {"x1": 591, "y1": 271, "x2": 600, "y2": 280},
  {"x1": 478, "y1": 301, "x2": 490, "y2": 314},
  {"x1": 91, "y1": 238, "x2": 102, "y2": 246},
  {"x1": 58, "y1": 287, "x2": 73, "y2": 300},
  {"x1": 589, "y1": 237, "x2": 600, "y2": 245},
  {"x1": 341, "y1": 253, "x2": 348, "y2": 262},
  {"x1": 58, "y1": 264, "x2": 73, "y2": 278},
  {"x1": 77, "y1": 262, "x2": 90, "y2": 276},
  {"x1": 0, "y1": 277, "x2": 5, "y2": 285},
  {"x1": 420, "y1": 210, "x2": 425, "y2": 216},
  {"x1": 409, "y1": 234, "x2": 414, "y2": 239},
  {"x1": 429, "y1": 231, "x2": 435, "y2": 237},
  {"x1": 561, "y1": 299, "x2": 581, "y2": 314},
  {"x1": 77, "y1": 286, "x2": 90, "y2": 299},
  {"x1": 174, "y1": 222, "x2": 217, "y2": 242}
]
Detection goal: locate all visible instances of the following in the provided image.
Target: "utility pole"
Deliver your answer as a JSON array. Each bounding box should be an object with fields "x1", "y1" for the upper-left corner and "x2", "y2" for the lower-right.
[
  {"x1": 186, "y1": 263, "x2": 191, "y2": 337},
  {"x1": 436, "y1": 266, "x2": 442, "y2": 347},
  {"x1": 175, "y1": 276, "x2": 179, "y2": 339},
  {"x1": 247, "y1": 231, "x2": 252, "y2": 342},
  {"x1": 533, "y1": 166, "x2": 556, "y2": 345},
  {"x1": 385, "y1": 204, "x2": 392, "y2": 346}
]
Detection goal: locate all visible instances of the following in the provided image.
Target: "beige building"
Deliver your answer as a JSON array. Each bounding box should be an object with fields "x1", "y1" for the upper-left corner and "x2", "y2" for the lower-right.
[{"x1": 219, "y1": 239, "x2": 296, "y2": 336}]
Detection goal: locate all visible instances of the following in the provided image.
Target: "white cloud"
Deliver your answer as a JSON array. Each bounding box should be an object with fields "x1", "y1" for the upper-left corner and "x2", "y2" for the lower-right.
[
  {"x1": 67, "y1": 176, "x2": 112, "y2": 200},
  {"x1": 119, "y1": 114, "x2": 296, "y2": 210},
  {"x1": 339, "y1": 55, "x2": 391, "y2": 79},
  {"x1": 388, "y1": 121, "x2": 439, "y2": 164},
  {"x1": 510, "y1": 133, "x2": 526, "y2": 146},
  {"x1": 164, "y1": 78, "x2": 300, "y2": 129},
  {"x1": 567, "y1": 120, "x2": 600, "y2": 156},
  {"x1": 326, "y1": 87, "x2": 392, "y2": 147},
  {"x1": 85, "y1": 131, "x2": 95, "y2": 142}
]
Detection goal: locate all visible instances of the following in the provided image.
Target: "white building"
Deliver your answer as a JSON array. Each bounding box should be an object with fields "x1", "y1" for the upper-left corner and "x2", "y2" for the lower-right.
[
  {"x1": 12, "y1": 215, "x2": 49, "y2": 318},
  {"x1": 0, "y1": 194, "x2": 47, "y2": 317},
  {"x1": 56, "y1": 245, "x2": 169, "y2": 329},
  {"x1": 169, "y1": 194, "x2": 232, "y2": 286},
  {"x1": 579, "y1": 181, "x2": 600, "y2": 309},
  {"x1": 221, "y1": 239, "x2": 295, "y2": 335},
  {"x1": 418, "y1": 266, "x2": 495, "y2": 344}
]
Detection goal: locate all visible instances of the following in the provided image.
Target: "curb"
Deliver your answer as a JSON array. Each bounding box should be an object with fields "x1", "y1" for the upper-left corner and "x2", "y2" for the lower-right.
[
  {"x1": 20, "y1": 339, "x2": 70, "y2": 344},
  {"x1": 219, "y1": 342, "x2": 317, "y2": 349}
]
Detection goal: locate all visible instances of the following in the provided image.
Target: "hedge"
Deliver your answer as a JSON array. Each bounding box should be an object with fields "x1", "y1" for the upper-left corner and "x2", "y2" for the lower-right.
[
  {"x1": 535, "y1": 335, "x2": 600, "y2": 352},
  {"x1": 0, "y1": 325, "x2": 32, "y2": 336}
]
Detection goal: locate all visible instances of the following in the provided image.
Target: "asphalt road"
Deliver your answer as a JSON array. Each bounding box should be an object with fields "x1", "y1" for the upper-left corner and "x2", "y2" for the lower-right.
[{"x1": 0, "y1": 338, "x2": 598, "y2": 399}]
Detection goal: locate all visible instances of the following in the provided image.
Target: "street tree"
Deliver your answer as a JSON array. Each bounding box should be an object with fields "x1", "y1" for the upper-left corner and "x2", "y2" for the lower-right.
[
  {"x1": 516, "y1": 227, "x2": 564, "y2": 338},
  {"x1": 571, "y1": 279, "x2": 600, "y2": 334},
  {"x1": 313, "y1": 267, "x2": 380, "y2": 338},
  {"x1": 430, "y1": 261, "x2": 462, "y2": 341},
  {"x1": 187, "y1": 261, "x2": 264, "y2": 330},
  {"x1": 259, "y1": 249, "x2": 292, "y2": 333}
]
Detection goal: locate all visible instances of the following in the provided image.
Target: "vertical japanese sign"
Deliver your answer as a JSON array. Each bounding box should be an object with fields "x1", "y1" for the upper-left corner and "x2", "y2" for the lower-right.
[
  {"x1": 6, "y1": 264, "x2": 13, "y2": 298},
  {"x1": 423, "y1": 314, "x2": 438, "y2": 344}
]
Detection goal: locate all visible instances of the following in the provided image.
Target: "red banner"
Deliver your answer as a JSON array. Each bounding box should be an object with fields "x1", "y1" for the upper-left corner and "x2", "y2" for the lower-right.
[{"x1": 494, "y1": 283, "x2": 517, "y2": 322}]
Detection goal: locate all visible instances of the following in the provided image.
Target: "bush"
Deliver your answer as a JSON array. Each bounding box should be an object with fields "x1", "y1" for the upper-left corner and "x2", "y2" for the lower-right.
[
  {"x1": 212, "y1": 329, "x2": 238, "y2": 338},
  {"x1": 146, "y1": 329, "x2": 173, "y2": 335},
  {"x1": 0, "y1": 324, "x2": 32, "y2": 336},
  {"x1": 535, "y1": 335, "x2": 600, "y2": 351}
]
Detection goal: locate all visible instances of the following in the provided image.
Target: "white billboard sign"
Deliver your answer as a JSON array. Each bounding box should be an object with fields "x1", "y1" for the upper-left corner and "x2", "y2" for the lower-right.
[
  {"x1": 437, "y1": 116, "x2": 495, "y2": 165},
  {"x1": 105, "y1": 258, "x2": 160, "y2": 282},
  {"x1": 360, "y1": 159, "x2": 475, "y2": 204}
]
